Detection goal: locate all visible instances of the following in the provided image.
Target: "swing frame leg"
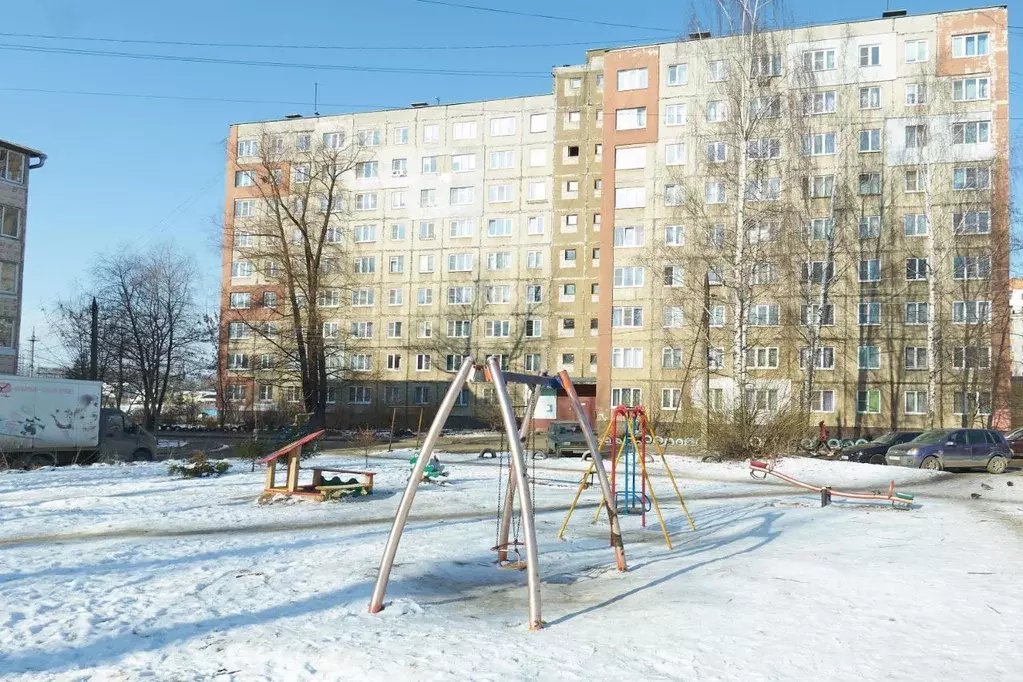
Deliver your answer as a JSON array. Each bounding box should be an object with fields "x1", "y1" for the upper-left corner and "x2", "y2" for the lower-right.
[{"x1": 496, "y1": 386, "x2": 542, "y2": 564}]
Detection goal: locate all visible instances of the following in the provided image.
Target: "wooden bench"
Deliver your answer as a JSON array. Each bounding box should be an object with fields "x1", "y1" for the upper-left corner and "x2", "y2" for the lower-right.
[{"x1": 311, "y1": 467, "x2": 375, "y2": 496}]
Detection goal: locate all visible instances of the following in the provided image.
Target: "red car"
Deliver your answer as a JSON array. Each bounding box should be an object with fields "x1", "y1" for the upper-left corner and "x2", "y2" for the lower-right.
[{"x1": 1005, "y1": 428, "x2": 1023, "y2": 456}]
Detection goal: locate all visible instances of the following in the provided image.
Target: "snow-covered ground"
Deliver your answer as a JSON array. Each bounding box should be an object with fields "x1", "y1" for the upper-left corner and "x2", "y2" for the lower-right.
[{"x1": 1, "y1": 450, "x2": 1021, "y2": 681}]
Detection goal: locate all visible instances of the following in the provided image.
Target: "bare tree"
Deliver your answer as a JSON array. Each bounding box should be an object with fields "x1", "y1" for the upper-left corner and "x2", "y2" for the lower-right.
[{"x1": 225, "y1": 128, "x2": 368, "y2": 428}]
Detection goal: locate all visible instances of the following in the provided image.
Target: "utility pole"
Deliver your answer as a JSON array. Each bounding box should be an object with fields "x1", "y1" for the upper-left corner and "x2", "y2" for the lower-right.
[
  {"x1": 28, "y1": 328, "x2": 38, "y2": 377},
  {"x1": 90, "y1": 297, "x2": 99, "y2": 381}
]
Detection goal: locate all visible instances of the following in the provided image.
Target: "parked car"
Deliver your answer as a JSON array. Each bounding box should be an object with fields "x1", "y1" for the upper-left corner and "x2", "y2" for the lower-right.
[
  {"x1": 545, "y1": 421, "x2": 596, "y2": 458},
  {"x1": 1004, "y1": 427, "x2": 1023, "y2": 456},
  {"x1": 885, "y1": 428, "x2": 1012, "y2": 473},
  {"x1": 838, "y1": 431, "x2": 923, "y2": 464}
]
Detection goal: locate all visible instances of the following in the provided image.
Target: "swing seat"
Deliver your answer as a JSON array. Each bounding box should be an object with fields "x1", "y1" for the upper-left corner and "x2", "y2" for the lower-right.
[
  {"x1": 491, "y1": 542, "x2": 529, "y2": 571},
  {"x1": 614, "y1": 491, "x2": 651, "y2": 514}
]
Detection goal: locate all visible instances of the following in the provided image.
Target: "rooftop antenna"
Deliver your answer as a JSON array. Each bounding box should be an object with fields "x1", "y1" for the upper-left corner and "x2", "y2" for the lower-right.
[
  {"x1": 314, "y1": 82, "x2": 320, "y2": 117},
  {"x1": 435, "y1": 97, "x2": 440, "y2": 105}
]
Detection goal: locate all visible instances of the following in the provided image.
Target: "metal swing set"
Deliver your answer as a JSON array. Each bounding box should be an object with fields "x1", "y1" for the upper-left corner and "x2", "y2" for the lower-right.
[{"x1": 367, "y1": 355, "x2": 629, "y2": 631}]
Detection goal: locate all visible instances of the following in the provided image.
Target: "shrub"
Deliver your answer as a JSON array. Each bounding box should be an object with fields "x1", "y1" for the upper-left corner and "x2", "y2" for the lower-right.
[
  {"x1": 705, "y1": 403, "x2": 808, "y2": 461},
  {"x1": 168, "y1": 451, "x2": 231, "y2": 478},
  {"x1": 235, "y1": 438, "x2": 269, "y2": 472}
]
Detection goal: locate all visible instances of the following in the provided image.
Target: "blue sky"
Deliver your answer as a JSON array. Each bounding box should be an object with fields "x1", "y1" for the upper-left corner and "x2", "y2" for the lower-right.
[{"x1": 2, "y1": 0, "x2": 1018, "y2": 368}]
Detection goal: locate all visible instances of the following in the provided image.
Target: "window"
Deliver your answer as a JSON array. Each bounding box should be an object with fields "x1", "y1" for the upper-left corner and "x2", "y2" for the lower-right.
[
  {"x1": 233, "y1": 199, "x2": 255, "y2": 218},
  {"x1": 481, "y1": 151, "x2": 512, "y2": 173},
  {"x1": 485, "y1": 320, "x2": 511, "y2": 338},
  {"x1": 355, "y1": 193, "x2": 377, "y2": 211},
  {"x1": 706, "y1": 101, "x2": 727, "y2": 122},
  {"x1": 803, "y1": 91, "x2": 837, "y2": 115},
  {"x1": 664, "y1": 225, "x2": 685, "y2": 246},
  {"x1": 953, "y1": 211, "x2": 991, "y2": 235},
  {"x1": 262, "y1": 292, "x2": 277, "y2": 308},
  {"x1": 349, "y1": 354, "x2": 372, "y2": 372},
  {"x1": 859, "y1": 44, "x2": 880, "y2": 67},
  {"x1": 952, "y1": 33, "x2": 989, "y2": 58},
  {"x1": 355, "y1": 161, "x2": 378, "y2": 179},
  {"x1": 617, "y1": 68, "x2": 648, "y2": 91},
  {"x1": 352, "y1": 224, "x2": 377, "y2": 243},
  {"x1": 747, "y1": 138, "x2": 780, "y2": 159},
  {"x1": 708, "y1": 224, "x2": 725, "y2": 247},
  {"x1": 344, "y1": 386, "x2": 370, "y2": 405},
  {"x1": 612, "y1": 307, "x2": 643, "y2": 328},
  {"x1": 234, "y1": 170, "x2": 255, "y2": 188},
  {"x1": 661, "y1": 388, "x2": 683, "y2": 410},
  {"x1": 747, "y1": 347, "x2": 779, "y2": 369},
  {"x1": 388, "y1": 190, "x2": 407, "y2": 209},
  {"x1": 806, "y1": 175, "x2": 834, "y2": 198},
  {"x1": 667, "y1": 63, "x2": 687, "y2": 85},
  {"x1": 615, "y1": 146, "x2": 646, "y2": 169},
  {"x1": 902, "y1": 214, "x2": 928, "y2": 237},
  {"x1": 859, "y1": 173, "x2": 881, "y2": 195},
  {"x1": 904, "y1": 124, "x2": 927, "y2": 149},
  {"x1": 859, "y1": 216, "x2": 881, "y2": 239},
  {"x1": 410, "y1": 386, "x2": 430, "y2": 406},
  {"x1": 390, "y1": 224, "x2": 407, "y2": 241},
  {"x1": 953, "y1": 166, "x2": 991, "y2": 190},
  {"x1": 488, "y1": 184, "x2": 513, "y2": 203},
  {"x1": 656, "y1": 305, "x2": 682, "y2": 328},
  {"x1": 663, "y1": 265, "x2": 684, "y2": 287},
  {"x1": 745, "y1": 389, "x2": 779, "y2": 412},
  {"x1": 905, "y1": 347, "x2": 928, "y2": 371},
  {"x1": 529, "y1": 113, "x2": 548, "y2": 133},
  {"x1": 614, "y1": 186, "x2": 646, "y2": 208},
  {"x1": 453, "y1": 121, "x2": 477, "y2": 140},
  {"x1": 447, "y1": 254, "x2": 474, "y2": 273},
  {"x1": 858, "y1": 346, "x2": 881, "y2": 370},
  {"x1": 858, "y1": 129, "x2": 881, "y2": 152},
  {"x1": 857, "y1": 390, "x2": 881, "y2": 414},
  {"x1": 229, "y1": 292, "x2": 250, "y2": 309},
  {"x1": 226, "y1": 353, "x2": 249, "y2": 370},
  {"x1": 906, "y1": 258, "x2": 928, "y2": 281},
  {"x1": 808, "y1": 219, "x2": 833, "y2": 241},
  {"x1": 226, "y1": 384, "x2": 248, "y2": 402},
  {"x1": 807, "y1": 390, "x2": 834, "y2": 413},
  {"x1": 905, "y1": 168, "x2": 926, "y2": 193},
  {"x1": 451, "y1": 154, "x2": 476, "y2": 173},
  {"x1": 858, "y1": 302, "x2": 881, "y2": 326},
  {"x1": 905, "y1": 302, "x2": 929, "y2": 325},
  {"x1": 483, "y1": 285, "x2": 510, "y2": 305},
  {"x1": 802, "y1": 133, "x2": 837, "y2": 156},
  {"x1": 709, "y1": 306, "x2": 725, "y2": 327},
  {"x1": 525, "y1": 284, "x2": 543, "y2": 303},
  {"x1": 905, "y1": 83, "x2": 927, "y2": 106},
  {"x1": 799, "y1": 347, "x2": 835, "y2": 370},
  {"x1": 858, "y1": 259, "x2": 881, "y2": 282},
  {"x1": 236, "y1": 139, "x2": 258, "y2": 157},
  {"x1": 527, "y1": 251, "x2": 542, "y2": 269},
  {"x1": 564, "y1": 180, "x2": 580, "y2": 196},
  {"x1": 524, "y1": 354, "x2": 542, "y2": 372},
  {"x1": 706, "y1": 141, "x2": 727, "y2": 163},
  {"x1": 231, "y1": 261, "x2": 254, "y2": 278},
  {"x1": 905, "y1": 39, "x2": 928, "y2": 63},
  {"x1": 419, "y1": 123, "x2": 439, "y2": 143},
  {"x1": 448, "y1": 286, "x2": 474, "y2": 304},
  {"x1": 752, "y1": 262, "x2": 777, "y2": 285},
  {"x1": 748, "y1": 304, "x2": 779, "y2": 326},
  {"x1": 560, "y1": 283, "x2": 576, "y2": 301},
  {"x1": 387, "y1": 321, "x2": 402, "y2": 339},
  {"x1": 661, "y1": 347, "x2": 683, "y2": 369},
  {"x1": 902, "y1": 391, "x2": 926, "y2": 415},
  {"x1": 612, "y1": 348, "x2": 643, "y2": 369},
  {"x1": 487, "y1": 252, "x2": 511, "y2": 270},
  {"x1": 354, "y1": 256, "x2": 376, "y2": 274},
  {"x1": 418, "y1": 321, "x2": 433, "y2": 338},
  {"x1": 859, "y1": 86, "x2": 881, "y2": 109},
  {"x1": 803, "y1": 49, "x2": 836, "y2": 72},
  {"x1": 748, "y1": 96, "x2": 781, "y2": 119},
  {"x1": 387, "y1": 288, "x2": 404, "y2": 306},
  {"x1": 615, "y1": 107, "x2": 647, "y2": 131},
  {"x1": 707, "y1": 60, "x2": 727, "y2": 82},
  {"x1": 562, "y1": 215, "x2": 578, "y2": 232},
  {"x1": 487, "y1": 218, "x2": 513, "y2": 237},
  {"x1": 800, "y1": 304, "x2": 835, "y2": 326},
  {"x1": 562, "y1": 249, "x2": 577, "y2": 264},
  {"x1": 449, "y1": 186, "x2": 475, "y2": 206},
  {"x1": 567, "y1": 111, "x2": 581, "y2": 124},
  {"x1": 705, "y1": 182, "x2": 726, "y2": 204},
  {"x1": 952, "y1": 300, "x2": 991, "y2": 324},
  {"x1": 527, "y1": 181, "x2": 547, "y2": 201},
  {"x1": 664, "y1": 103, "x2": 686, "y2": 126},
  {"x1": 954, "y1": 392, "x2": 992, "y2": 416},
  {"x1": 803, "y1": 261, "x2": 835, "y2": 284},
  {"x1": 751, "y1": 53, "x2": 782, "y2": 77},
  {"x1": 613, "y1": 266, "x2": 644, "y2": 288},
  {"x1": 954, "y1": 346, "x2": 991, "y2": 370},
  {"x1": 953, "y1": 121, "x2": 990, "y2": 145},
  {"x1": 745, "y1": 178, "x2": 780, "y2": 202},
  {"x1": 485, "y1": 116, "x2": 515, "y2": 137},
  {"x1": 953, "y1": 255, "x2": 991, "y2": 281},
  {"x1": 954, "y1": 77, "x2": 989, "y2": 102},
  {"x1": 418, "y1": 255, "x2": 435, "y2": 274}
]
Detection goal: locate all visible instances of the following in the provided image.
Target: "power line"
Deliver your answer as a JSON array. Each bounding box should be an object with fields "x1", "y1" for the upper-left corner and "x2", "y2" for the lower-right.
[
  {"x1": 0, "y1": 86, "x2": 393, "y2": 109},
  {"x1": 411, "y1": 0, "x2": 677, "y2": 33},
  {"x1": 0, "y1": 30, "x2": 661, "y2": 52},
  {"x1": 0, "y1": 42, "x2": 550, "y2": 78}
]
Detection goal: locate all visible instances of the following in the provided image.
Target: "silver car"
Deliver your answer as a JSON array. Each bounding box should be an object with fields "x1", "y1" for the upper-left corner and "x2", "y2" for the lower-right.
[{"x1": 885, "y1": 428, "x2": 1012, "y2": 473}]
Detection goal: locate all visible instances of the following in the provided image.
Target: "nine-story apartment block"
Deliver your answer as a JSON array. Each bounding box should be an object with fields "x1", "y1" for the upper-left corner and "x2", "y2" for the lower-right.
[{"x1": 221, "y1": 6, "x2": 1010, "y2": 434}]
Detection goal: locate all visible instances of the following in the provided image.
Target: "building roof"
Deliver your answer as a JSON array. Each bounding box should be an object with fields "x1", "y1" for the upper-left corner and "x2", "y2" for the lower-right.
[{"x1": 0, "y1": 139, "x2": 44, "y2": 159}]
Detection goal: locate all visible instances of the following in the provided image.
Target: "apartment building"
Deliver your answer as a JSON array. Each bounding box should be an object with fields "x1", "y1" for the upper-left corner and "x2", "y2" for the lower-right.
[
  {"x1": 221, "y1": 6, "x2": 1009, "y2": 433},
  {"x1": 0, "y1": 140, "x2": 45, "y2": 375}
]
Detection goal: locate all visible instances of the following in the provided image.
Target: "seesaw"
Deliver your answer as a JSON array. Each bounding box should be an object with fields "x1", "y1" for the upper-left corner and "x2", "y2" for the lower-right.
[{"x1": 749, "y1": 460, "x2": 914, "y2": 509}]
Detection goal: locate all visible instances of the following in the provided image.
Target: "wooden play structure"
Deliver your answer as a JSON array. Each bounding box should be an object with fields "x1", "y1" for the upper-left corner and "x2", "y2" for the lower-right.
[
  {"x1": 258, "y1": 429, "x2": 375, "y2": 501},
  {"x1": 368, "y1": 356, "x2": 634, "y2": 631},
  {"x1": 558, "y1": 404, "x2": 696, "y2": 549}
]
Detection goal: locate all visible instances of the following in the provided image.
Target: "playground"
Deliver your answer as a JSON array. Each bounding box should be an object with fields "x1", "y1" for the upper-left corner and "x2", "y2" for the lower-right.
[{"x1": 2, "y1": 444, "x2": 1022, "y2": 681}]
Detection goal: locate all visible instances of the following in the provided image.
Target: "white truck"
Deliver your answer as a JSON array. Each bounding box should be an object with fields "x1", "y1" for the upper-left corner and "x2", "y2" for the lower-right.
[{"x1": 0, "y1": 376, "x2": 158, "y2": 467}]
